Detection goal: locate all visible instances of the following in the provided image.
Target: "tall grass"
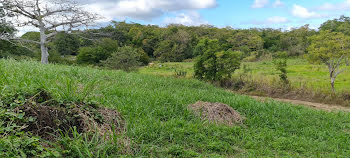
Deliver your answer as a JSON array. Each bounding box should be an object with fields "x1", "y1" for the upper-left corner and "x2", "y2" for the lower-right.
[{"x1": 1, "y1": 59, "x2": 350, "y2": 157}]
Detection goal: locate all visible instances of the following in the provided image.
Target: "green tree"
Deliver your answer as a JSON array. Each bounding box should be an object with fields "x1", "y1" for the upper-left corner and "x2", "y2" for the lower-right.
[
  {"x1": 53, "y1": 33, "x2": 80, "y2": 55},
  {"x1": 194, "y1": 50, "x2": 241, "y2": 82},
  {"x1": 307, "y1": 31, "x2": 350, "y2": 93},
  {"x1": 77, "y1": 38, "x2": 119, "y2": 65},
  {"x1": 280, "y1": 25, "x2": 315, "y2": 56},
  {"x1": 0, "y1": 22, "x2": 22, "y2": 58},
  {"x1": 154, "y1": 27, "x2": 193, "y2": 62},
  {"x1": 229, "y1": 31, "x2": 264, "y2": 57},
  {"x1": 261, "y1": 28, "x2": 282, "y2": 52},
  {"x1": 102, "y1": 46, "x2": 142, "y2": 72},
  {"x1": 319, "y1": 16, "x2": 350, "y2": 35},
  {"x1": 193, "y1": 38, "x2": 221, "y2": 56}
]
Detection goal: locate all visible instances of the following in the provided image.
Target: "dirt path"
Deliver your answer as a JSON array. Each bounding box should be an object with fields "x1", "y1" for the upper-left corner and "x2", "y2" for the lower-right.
[{"x1": 249, "y1": 96, "x2": 350, "y2": 112}]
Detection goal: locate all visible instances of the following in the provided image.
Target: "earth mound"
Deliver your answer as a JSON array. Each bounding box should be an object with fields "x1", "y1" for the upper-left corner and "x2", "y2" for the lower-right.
[{"x1": 188, "y1": 101, "x2": 244, "y2": 126}]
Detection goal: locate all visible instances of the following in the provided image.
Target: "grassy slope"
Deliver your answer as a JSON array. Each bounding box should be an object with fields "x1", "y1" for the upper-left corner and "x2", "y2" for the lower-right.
[
  {"x1": 140, "y1": 59, "x2": 350, "y2": 93},
  {"x1": 1, "y1": 59, "x2": 350, "y2": 157}
]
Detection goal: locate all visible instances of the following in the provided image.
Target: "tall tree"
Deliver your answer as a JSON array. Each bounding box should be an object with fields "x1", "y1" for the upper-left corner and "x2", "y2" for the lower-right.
[
  {"x1": 53, "y1": 32, "x2": 80, "y2": 55},
  {"x1": 319, "y1": 15, "x2": 350, "y2": 35},
  {"x1": 307, "y1": 31, "x2": 350, "y2": 93},
  {"x1": 1, "y1": 0, "x2": 98, "y2": 64}
]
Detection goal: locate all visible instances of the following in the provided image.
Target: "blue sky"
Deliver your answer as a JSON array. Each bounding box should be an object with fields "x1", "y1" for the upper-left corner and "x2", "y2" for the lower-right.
[{"x1": 83, "y1": 0, "x2": 350, "y2": 30}]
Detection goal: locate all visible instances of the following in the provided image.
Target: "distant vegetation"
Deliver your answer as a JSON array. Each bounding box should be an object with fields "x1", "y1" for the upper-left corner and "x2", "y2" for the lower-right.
[
  {"x1": 6, "y1": 16, "x2": 348, "y2": 64},
  {"x1": 2, "y1": 16, "x2": 350, "y2": 89}
]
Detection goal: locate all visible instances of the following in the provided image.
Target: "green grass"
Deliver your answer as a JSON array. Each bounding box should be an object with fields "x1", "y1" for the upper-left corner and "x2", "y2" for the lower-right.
[
  {"x1": 240, "y1": 59, "x2": 350, "y2": 93},
  {"x1": 140, "y1": 59, "x2": 350, "y2": 93},
  {"x1": 1, "y1": 59, "x2": 350, "y2": 157},
  {"x1": 139, "y1": 62, "x2": 194, "y2": 78}
]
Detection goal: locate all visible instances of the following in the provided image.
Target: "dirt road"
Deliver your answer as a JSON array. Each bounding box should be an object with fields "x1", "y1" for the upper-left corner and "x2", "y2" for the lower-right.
[{"x1": 250, "y1": 96, "x2": 350, "y2": 112}]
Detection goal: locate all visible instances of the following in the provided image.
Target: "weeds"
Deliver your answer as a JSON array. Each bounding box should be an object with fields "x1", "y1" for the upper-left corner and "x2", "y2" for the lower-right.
[{"x1": 174, "y1": 69, "x2": 187, "y2": 78}]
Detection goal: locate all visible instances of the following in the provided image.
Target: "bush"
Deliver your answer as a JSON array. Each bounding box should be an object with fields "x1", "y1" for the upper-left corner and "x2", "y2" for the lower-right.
[
  {"x1": 77, "y1": 38, "x2": 119, "y2": 65},
  {"x1": 194, "y1": 50, "x2": 242, "y2": 82},
  {"x1": 138, "y1": 49, "x2": 150, "y2": 65},
  {"x1": 77, "y1": 47, "x2": 98, "y2": 64},
  {"x1": 48, "y1": 51, "x2": 76, "y2": 65},
  {"x1": 102, "y1": 46, "x2": 142, "y2": 72}
]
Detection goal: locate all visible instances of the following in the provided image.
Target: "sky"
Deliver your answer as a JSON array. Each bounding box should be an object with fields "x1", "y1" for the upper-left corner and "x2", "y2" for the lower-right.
[
  {"x1": 81, "y1": 0, "x2": 350, "y2": 30},
  {"x1": 13, "y1": 0, "x2": 350, "y2": 35}
]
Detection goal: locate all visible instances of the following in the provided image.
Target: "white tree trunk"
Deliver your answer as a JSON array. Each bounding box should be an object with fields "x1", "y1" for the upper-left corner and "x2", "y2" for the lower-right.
[
  {"x1": 39, "y1": 27, "x2": 49, "y2": 64},
  {"x1": 40, "y1": 43, "x2": 49, "y2": 64}
]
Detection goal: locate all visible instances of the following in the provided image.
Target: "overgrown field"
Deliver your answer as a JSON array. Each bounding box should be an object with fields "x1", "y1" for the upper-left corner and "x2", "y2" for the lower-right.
[
  {"x1": 1, "y1": 59, "x2": 350, "y2": 157},
  {"x1": 140, "y1": 59, "x2": 350, "y2": 93}
]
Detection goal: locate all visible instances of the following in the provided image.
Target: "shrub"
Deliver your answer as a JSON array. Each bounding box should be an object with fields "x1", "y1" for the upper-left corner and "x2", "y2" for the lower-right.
[
  {"x1": 102, "y1": 46, "x2": 142, "y2": 72},
  {"x1": 194, "y1": 50, "x2": 242, "y2": 82},
  {"x1": 138, "y1": 49, "x2": 150, "y2": 65},
  {"x1": 77, "y1": 47, "x2": 98, "y2": 64},
  {"x1": 77, "y1": 38, "x2": 119, "y2": 65},
  {"x1": 193, "y1": 38, "x2": 221, "y2": 56},
  {"x1": 48, "y1": 51, "x2": 76, "y2": 65},
  {"x1": 273, "y1": 52, "x2": 289, "y2": 85}
]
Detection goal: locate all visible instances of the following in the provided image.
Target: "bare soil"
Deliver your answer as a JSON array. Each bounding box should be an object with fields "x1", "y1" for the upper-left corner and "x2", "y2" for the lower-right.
[{"x1": 188, "y1": 101, "x2": 244, "y2": 126}]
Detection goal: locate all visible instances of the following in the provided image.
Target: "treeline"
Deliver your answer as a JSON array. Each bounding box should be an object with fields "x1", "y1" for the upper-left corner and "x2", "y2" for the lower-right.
[{"x1": 1, "y1": 16, "x2": 350, "y2": 65}]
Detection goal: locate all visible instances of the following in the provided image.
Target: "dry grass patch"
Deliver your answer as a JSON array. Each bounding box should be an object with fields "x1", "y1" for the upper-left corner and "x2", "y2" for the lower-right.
[
  {"x1": 16, "y1": 91, "x2": 125, "y2": 141},
  {"x1": 188, "y1": 101, "x2": 244, "y2": 126}
]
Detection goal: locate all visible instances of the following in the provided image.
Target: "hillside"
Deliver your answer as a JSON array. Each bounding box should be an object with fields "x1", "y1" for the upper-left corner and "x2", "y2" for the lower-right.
[{"x1": 1, "y1": 59, "x2": 350, "y2": 157}]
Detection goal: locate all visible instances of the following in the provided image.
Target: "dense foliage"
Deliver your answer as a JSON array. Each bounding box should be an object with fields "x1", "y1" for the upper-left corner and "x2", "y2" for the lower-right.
[
  {"x1": 0, "y1": 21, "x2": 32, "y2": 58},
  {"x1": 102, "y1": 46, "x2": 142, "y2": 72},
  {"x1": 0, "y1": 18, "x2": 324, "y2": 64},
  {"x1": 77, "y1": 38, "x2": 119, "y2": 65},
  {"x1": 195, "y1": 50, "x2": 242, "y2": 82},
  {"x1": 52, "y1": 33, "x2": 80, "y2": 56}
]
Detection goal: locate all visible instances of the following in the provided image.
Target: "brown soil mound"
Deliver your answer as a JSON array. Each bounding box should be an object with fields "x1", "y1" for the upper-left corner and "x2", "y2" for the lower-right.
[
  {"x1": 188, "y1": 101, "x2": 244, "y2": 126},
  {"x1": 16, "y1": 91, "x2": 125, "y2": 140}
]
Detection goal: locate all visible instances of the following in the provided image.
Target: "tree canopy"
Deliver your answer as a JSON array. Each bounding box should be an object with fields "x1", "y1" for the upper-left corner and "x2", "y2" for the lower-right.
[{"x1": 307, "y1": 30, "x2": 350, "y2": 92}]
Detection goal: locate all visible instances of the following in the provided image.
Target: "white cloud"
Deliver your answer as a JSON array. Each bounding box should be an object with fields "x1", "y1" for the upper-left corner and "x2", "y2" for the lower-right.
[
  {"x1": 252, "y1": 0, "x2": 269, "y2": 8},
  {"x1": 267, "y1": 16, "x2": 288, "y2": 24},
  {"x1": 163, "y1": 11, "x2": 208, "y2": 26},
  {"x1": 85, "y1": 0, "x2": 217, "y2": 21},
  {"x1": 292, "y1": 5, "x2": 321, "y2": 19},
  {"x1": 317, "y1": 0, "x2": 350, "y2": 11},
  {"x1": 247, "y1": 16, "x2": 288, "y2": 25},
  {"x1": 272, "y1": 0, "x2": 284, "y2": 8}
]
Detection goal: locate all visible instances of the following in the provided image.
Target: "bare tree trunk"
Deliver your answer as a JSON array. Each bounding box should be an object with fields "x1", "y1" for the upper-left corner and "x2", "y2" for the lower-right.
[
  {"x1": 39, "y1": 27, "x2": 49, "y2": 64},
  {"x1": 328, "y1": 63, "x2": 336, "y2": 94},
  {"x1": 330, "y1": 77, "x2": 336, "y2": 93},
  {"x1": 40, "y1": 43, "x2": 49, "y2": 64}
]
